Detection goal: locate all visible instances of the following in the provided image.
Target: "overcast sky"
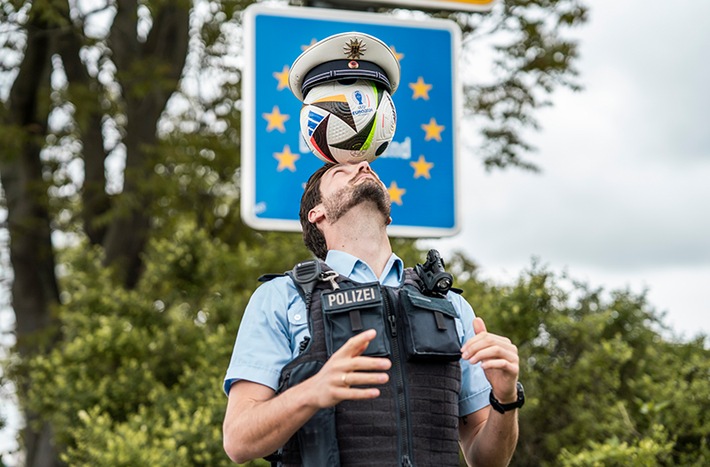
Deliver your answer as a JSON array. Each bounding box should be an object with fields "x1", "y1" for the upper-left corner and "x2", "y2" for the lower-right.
[{"x1": 438, "y1": 0, "x2": 710, "y2": 339}]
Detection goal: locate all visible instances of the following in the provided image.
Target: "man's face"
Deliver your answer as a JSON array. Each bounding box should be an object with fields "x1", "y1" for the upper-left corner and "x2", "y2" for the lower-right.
[{"x1": 318, "y1": 161, "x2": 391, "y2": 223}]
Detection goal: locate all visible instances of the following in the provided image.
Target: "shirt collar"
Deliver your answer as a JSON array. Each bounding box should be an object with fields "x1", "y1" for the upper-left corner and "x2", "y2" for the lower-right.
[{"x1": 325, "y1": 250, "x2": 404, "y2": 286}]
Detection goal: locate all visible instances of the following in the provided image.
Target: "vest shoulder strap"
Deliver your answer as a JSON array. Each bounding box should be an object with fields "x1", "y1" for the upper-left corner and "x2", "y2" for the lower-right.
[{"x1": 257, "y1": 259, "x2": 328, "y2": 297}]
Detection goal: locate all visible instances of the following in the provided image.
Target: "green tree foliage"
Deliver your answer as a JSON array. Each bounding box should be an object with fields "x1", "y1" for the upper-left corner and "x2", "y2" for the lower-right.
[
  {"x1": 446, "y1": 0, "x2": 588, "y2": 170},
  {"x1": 17, "y1": 238, "x2": 710, "y2": 466},
  {"x1": 1, "y1": 0, "x2": 253, "y2": 463},
  {"x1": 22, "y1": 221, "x2": 303, "y2": 466},
  {"x1": 449, "y1": 256, "x2": 710, "y2": 466}
]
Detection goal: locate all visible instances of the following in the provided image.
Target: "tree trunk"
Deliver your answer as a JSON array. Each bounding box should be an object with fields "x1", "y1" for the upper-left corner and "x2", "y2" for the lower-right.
[
  {"x1": 1, "y1": 1, "x2": 191, "y2": 463},
  {"x1": 0, "y1": 8, "x2": 63, "y2": 467},
  {"x1": 102, "y1": 1, "x2": 190, "y2": 288}
]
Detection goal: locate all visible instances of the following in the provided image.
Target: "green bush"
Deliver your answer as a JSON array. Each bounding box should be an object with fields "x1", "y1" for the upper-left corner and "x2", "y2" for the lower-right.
[{"x1": 18, "y1": 232, "x2": 709, "y2": 466}]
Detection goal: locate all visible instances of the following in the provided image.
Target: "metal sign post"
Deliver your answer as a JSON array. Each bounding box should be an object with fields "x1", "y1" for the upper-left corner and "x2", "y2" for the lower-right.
[{"x1": 242, "y1": 4, "x2": 461, "y2": 237}]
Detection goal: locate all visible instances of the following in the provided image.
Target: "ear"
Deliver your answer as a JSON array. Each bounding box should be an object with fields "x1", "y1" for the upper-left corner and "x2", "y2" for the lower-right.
[{"x1": 308, "y1": 205, "x2": 325, "y2": 224}]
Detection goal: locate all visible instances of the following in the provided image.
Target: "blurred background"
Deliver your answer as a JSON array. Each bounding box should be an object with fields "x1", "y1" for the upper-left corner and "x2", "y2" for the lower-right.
[
  {"x1": 438, "y1": 0, "x2": 710, "y2": 341},
  {"x1": 1, "y1": 0, "x2": 708, "y2": 466}
]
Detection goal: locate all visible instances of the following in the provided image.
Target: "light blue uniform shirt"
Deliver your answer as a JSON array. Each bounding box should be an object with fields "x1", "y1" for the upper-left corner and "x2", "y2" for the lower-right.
[{"x1": 223, "y1": 250, "x2": 491, "y2": 416}]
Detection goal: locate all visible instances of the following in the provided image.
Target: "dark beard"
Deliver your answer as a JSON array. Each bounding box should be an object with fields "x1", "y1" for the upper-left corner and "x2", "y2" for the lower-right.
[{"x1": 324, "y1": 179, "x2": 391, "y2": 223}]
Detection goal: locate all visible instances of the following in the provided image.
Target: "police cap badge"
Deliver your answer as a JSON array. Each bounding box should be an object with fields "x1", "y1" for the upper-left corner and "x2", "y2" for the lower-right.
[{"x1": 288, "y1": 31, "x2": 401, "y2": 102}]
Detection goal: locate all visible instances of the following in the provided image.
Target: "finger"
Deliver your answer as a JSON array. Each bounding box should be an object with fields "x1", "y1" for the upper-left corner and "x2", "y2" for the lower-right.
[
  {"x1": 349, "y1": 356, "x2": 392, "y2": 372},
  {"x1": 473, "y1": 317, "x2": 487, "y2": 335},
  {"x1": 339, "y1": 387, "x2": 382, "y2": 400},
  {"x1": 335, "y1": 329, "x2": 377, "y2": 357},
  {"x1": 478, "y1": 358, "x2": 519, "y2": 375},
  {"x1": 342, "y1": 371, "x2": 390, "y2": 387},
  {"x1": 461, "y1": 332, "x2": 513, "y2": 359},
  {"x1": 466, "y1": 346, "x2": 519, "y2": 366}
]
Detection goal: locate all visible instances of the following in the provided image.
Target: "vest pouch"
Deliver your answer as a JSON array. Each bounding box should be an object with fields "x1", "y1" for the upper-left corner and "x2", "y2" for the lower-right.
[
  {"x1": 400, "y1": 288, "x2": 462, "y2": 361},
  {"x1": 322, "y1": 283, "x2": 390, "y2": 357}
]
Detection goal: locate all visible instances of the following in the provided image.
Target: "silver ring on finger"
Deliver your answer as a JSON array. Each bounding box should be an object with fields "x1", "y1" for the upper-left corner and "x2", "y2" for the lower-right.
[{"x1": 341, "y1": 373, "x2": 349, "y2": 386}]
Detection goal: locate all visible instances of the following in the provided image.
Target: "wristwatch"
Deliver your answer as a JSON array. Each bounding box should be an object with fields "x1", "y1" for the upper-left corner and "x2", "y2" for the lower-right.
[{"x1": 489, "y1": 382, "x2": 525, "y2": 414}]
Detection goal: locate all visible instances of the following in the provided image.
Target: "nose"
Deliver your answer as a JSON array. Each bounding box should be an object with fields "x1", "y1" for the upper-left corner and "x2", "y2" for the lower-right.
[{"x1": 355, "y1": 160, "x2": 371, "y2": 173}]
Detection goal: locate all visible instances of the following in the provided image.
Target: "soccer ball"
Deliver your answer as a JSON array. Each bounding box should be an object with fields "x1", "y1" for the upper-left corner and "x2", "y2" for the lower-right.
[{"x1": 299, "y1": 79, "x2": 397, "y2": 164}]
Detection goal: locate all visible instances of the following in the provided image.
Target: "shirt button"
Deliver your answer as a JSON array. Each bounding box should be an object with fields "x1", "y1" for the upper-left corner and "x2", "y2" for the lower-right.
[{"x1": 294, "y1": 314, "x2": 302, "y2": 321}]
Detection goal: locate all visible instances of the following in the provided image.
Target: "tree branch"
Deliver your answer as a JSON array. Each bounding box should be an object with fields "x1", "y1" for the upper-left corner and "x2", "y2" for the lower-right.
[
  {"x1": 102, "y1": 1, "x2": 190, "y2": 288},
  {"x1": 109, "y1": 0, "x2": 139, "y2": 74},
  {"x1": 55, "y1": 17, "x2": 112, "y2": 245}
]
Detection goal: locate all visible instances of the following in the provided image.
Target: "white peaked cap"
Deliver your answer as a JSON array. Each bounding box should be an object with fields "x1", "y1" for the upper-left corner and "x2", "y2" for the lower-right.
[{"x1": 288, "y1": 31, "x2": 401, "y2": 102}]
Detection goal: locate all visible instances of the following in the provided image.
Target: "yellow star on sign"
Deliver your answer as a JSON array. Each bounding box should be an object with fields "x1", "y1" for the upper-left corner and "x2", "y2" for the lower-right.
[
  {"x1": 421, "y1": 117, "x2": 445, "y2": 142},
  {"x1": 390, "y1": 45, "x2": 404, "y2": 62},
  {"x1": 410, "y1": 155, "x2": 434, "y2": 179},
  {"x1": 273, "y1": 65, "x2": 289, "y2": 90},
  {"x1": 387, "y1": 181, "x2": 406, "y2": 206},
  {"x1": 301, "y1": 38, "x2": 318, "y2": 51},
  {"x1": 263, "y1": 106, "x2": 290, "y2": 133},
  {"x1": 409, "y1": 77, "x2": 432, "y2": 100},
  {"x1": 274, "y1": 145, "x2": 299, "y2": 172}
]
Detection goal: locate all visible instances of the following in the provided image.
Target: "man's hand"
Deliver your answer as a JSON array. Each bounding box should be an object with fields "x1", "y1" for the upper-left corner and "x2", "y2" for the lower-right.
[
  {"x1": 306, "y1": 329, "x2": 392, "y2": 409},
  {"x1": 223, "y1": 329, "x2": 391, "y2": 463},
  {"x1": 461, "y1": 317, "x2": 519, "y2": 403}
]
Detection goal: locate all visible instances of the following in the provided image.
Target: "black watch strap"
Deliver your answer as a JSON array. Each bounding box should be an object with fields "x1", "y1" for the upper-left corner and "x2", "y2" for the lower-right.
[{"x1": 489, "y1": 381, "x2": 525, "y2": 414}]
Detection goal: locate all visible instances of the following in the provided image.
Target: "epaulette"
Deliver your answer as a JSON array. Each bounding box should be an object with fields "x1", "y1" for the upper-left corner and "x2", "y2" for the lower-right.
[{"x1": 257, "y1": 273, "x2": 285, "y2": 283}]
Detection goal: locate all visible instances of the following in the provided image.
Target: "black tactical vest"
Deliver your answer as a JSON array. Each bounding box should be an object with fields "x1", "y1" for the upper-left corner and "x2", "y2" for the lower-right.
[{"x1": 273, "y1": 261, "x2": 462, "y2": 467}]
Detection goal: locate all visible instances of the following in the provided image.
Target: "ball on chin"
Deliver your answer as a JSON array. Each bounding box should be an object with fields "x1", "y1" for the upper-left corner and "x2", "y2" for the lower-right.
[{"x1": 299, "y1": 79, "x2": 397, "y2": 164}]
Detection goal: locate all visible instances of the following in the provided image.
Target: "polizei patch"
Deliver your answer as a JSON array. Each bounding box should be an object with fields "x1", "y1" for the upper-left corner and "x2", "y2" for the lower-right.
[{"x1": 322, "y1": 284, "x2": 381, "y2": 311}]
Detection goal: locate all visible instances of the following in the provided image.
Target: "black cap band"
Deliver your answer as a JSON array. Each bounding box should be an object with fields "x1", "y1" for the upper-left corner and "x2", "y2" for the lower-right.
[{"x1": 301, "y1": 60, "x2": 392, "y2": 98}]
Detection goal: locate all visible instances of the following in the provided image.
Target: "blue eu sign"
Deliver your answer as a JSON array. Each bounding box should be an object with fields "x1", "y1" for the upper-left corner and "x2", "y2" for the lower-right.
[{"x1": 242, "y1": 4, "x2": 461, "y2": 237}]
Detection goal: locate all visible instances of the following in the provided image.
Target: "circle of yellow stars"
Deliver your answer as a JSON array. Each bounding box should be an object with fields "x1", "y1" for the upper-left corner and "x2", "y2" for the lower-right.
[{"x1": 264, "y1": 40, "x2": 449, "y2": 210}]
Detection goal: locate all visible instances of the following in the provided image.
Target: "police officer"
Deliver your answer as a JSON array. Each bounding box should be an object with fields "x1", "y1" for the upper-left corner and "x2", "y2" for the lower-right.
[{"x1": 223, "y1": 32, "x2": 522, "y2": 466}]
